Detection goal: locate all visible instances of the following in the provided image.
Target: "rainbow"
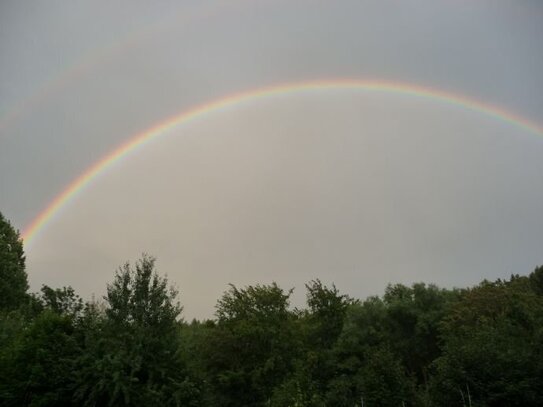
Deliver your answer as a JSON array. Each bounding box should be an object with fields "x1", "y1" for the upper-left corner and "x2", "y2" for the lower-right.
[
  {"x1": 21, "y1": 79, "x2": 543, "y2": 248},
  {"x1": 0, "y1": 1, "x2": 230, "y2": 136}
]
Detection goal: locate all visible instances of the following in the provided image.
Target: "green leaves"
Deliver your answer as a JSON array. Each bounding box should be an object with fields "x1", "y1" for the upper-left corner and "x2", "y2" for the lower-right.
[
  {"x1": 0, "y1": 311, "x2": 80, "y2": 407},
  {"x1": 73, "y1": 254, "x2": 197, "y2": 407},
  {"x1": 0, "y1": 211, "x2": 28, "y2": 311},
  {"x1": 430, "y1": 275, "x2": 543, "y2": 406},
  {"x1": 203, "y1": 283, "x2": 297, "y2": 406},
  {"x1": 105, "y1": 255, "x2": 181, "y2": 327},
  {"x1": 1, "y1": 208, "x2": 542, "y2": 406}
]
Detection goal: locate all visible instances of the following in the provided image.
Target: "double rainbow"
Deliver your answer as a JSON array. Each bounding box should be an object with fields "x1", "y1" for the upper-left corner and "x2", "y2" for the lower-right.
[{"x1": 21, "y1": 79, "x2": 543, "y2": 248}]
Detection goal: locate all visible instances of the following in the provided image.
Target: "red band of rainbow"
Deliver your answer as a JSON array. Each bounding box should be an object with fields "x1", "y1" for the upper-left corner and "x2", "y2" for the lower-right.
[{"x1": 21, "y1": 79, "x2": 543, "y2": 248}]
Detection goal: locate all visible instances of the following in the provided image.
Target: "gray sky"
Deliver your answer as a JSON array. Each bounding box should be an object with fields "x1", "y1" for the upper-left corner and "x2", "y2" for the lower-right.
[{"x1": 1, "y1": 0, "x2": 542, "y2": 319}]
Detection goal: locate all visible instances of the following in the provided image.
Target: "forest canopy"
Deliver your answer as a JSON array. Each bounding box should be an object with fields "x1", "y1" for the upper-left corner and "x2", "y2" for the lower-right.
[{"x1": 1, "y1": 211, "x2": 542, "y2": 406}]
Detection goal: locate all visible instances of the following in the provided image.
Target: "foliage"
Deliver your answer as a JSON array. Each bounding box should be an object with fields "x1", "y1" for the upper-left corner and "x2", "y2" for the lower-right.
[
  {"x1": 271, "y1": 280, "x2": 351, "y2": 406},
  {"x1": 73, "y1": 255, "x2": 200, "y2": 406},
  {"x1": 326, "y1": 298, "x2": 415, "y2": 406},
  {"x1": 203, "y1": 283, "x2": 297, "y2": 406},
  {"x1": 0, "y1": 211, "x2": 28, "y2": 311},
  {"x1": 39, "y1": 285, "x2": 84, "y2": 317},
  {"x1": 429, "y1": 274, "x2": 543, "y2": 406},
  {"x1": 0, "y1": 213, "x2": 542, "y2": 406},
  {"x1": 0, "y1": 310, "x2": 80, "y2": 406}
]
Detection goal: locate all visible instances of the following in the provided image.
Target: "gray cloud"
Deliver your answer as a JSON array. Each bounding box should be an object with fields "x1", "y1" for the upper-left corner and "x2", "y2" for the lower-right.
[{"x1": 1, "y1": 0, "x2": 542, "y2": 319}]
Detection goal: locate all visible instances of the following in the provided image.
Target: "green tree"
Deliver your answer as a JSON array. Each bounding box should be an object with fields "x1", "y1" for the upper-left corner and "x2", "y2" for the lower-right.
[
  {"x1": 305, "y1": 279, "x2": 350, "y2": 349},
  {"x1": 39, "y1": 285, "x2": 83, "y2": 317},
  {"x1": 0, "y1": 211, "x2": 28, "y2": 311},
  {"x1": 0, "y1": 310, "x2": 80, "y2": 407},
  {"x1": 203, "y1": 283, "x2": 297, "y2": 406},
  {"x1": 383, "y1": 283, "x2": 457, "y2": 394},
  {"x1": 271, "y1": 280, "x2": 351, "y2": 406},
  {"x1": 326, "y1": 298, "x2": 415, "y2": 407},
  {"x1": 430, "y1": 276, "x2": 543, "y2": 406},
  {"x1": 178, "y1": 319, "x2": 218, "y2": 405},
  {"x1": 74, "y1": 255, "x2": 199, "y2": 406},
  {"x1": 528, "y1": 265, "x2": 543, "y2": 295}
]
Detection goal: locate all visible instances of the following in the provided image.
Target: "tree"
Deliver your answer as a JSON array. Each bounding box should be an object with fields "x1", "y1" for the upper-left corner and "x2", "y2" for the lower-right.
[
  {"x1": 0, "y1": 211, "x2": 28, "y2": 311},
  {"x1": 39, "y1": 285, "x2": 83, "y2": 317},
  {"x1": 272, "y1": 280, "x2": 351, "y2": 406},
  {"x1": 74, "y1": 255, "x2": 199, "y2": 406},
  {"x1": 383, "y1": 283, "x2": 457, "y2": 391},
  {"x1": 326, "y1": 298, "x2": 415, "y2": 407},
  {"x1": 0, "y1": 310, "x2": 81, "y2": 407},
  {"x1": 203, "y1": 283, "x2": 297, "y2": 406},
  {"x1": 305, "y1": 279, "x2": 350, "y2": 349},
  {"x1": 528, "y1": 265, "x2": 543, "y2": 296},
  {"x1": 430, "y1": 277, "x2": 543, "y2": 406}
]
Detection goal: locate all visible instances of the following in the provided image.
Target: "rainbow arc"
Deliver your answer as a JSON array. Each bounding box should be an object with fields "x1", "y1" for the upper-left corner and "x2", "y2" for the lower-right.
[{"x1": 22, "y1": 79, "x2": 543, "y2": 248}]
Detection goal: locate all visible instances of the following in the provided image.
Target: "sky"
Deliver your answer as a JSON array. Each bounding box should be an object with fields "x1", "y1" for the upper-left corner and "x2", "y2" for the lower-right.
[{"x1": 1, "y1": 0, "x2": 543, "y2": 320}]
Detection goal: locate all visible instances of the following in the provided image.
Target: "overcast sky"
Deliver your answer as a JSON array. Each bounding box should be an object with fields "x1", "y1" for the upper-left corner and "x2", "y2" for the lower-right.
[{"x1": 1, "y1": 0, "x2": 542, "y2": 319}]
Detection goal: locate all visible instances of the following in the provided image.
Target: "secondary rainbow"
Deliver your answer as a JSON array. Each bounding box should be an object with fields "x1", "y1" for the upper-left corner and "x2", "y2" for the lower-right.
[
  {"x1": 21, "y1": 79, "x2": 543, "y2": 247},
  {"x1": 0, "y1": 0, "x2": 251, "y2": 136}
]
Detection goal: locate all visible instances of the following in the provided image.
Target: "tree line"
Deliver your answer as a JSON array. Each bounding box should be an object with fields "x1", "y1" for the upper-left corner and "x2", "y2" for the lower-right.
[{"x1": 1, "y1": 211, "x2": 542, "y2": 406}]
